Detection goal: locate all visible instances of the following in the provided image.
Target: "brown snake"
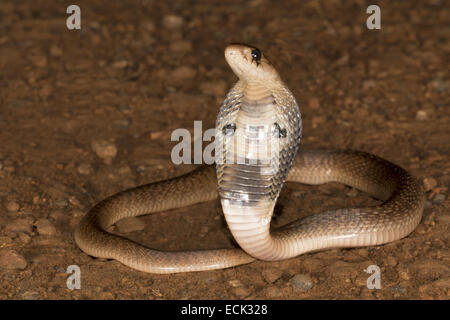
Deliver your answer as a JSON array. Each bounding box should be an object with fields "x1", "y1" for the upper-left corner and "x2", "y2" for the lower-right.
[{"x1": 75, "y1": 44, "x2": 425, "y2": 273}]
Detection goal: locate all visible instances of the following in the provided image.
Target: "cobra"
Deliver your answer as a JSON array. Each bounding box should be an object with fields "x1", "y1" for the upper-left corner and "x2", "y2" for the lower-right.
[{"x1": 74, "y1": 44, "x2": 425, "y2": 273}]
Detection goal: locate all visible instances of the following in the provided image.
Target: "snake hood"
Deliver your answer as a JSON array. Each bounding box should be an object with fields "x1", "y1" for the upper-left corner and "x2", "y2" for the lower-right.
[{"x1": 216, "y1": 44, "x2": 302, "y2": 258}]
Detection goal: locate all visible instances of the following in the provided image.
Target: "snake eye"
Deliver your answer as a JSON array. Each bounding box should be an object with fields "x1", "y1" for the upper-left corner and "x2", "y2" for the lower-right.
[
  {"x1": 251, "y1": 48, "x2": 261, "y2": 63},
  {"x1": 223, "y1": 123, "x2": 236, "y2": 136}
]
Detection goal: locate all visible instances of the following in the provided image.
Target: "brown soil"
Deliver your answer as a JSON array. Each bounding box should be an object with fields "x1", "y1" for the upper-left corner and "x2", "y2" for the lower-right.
[{"x1": 0, "y1": 0, "x2": 448, "y2": 299}]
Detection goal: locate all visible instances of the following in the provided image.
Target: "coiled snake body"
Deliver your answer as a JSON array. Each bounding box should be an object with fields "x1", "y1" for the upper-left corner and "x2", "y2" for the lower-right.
[{"x1": 75, "y1": 44, "x2": 425, "y2": 273}]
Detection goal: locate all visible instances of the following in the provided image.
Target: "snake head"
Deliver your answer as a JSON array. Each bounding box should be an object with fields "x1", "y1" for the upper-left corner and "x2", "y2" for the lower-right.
[{"x1": 225, "y1": 44, "x2": 280, "y2": 83}]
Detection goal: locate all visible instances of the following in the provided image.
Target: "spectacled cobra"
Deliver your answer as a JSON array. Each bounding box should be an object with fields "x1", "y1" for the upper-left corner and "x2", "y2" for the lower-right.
[{"x1": 74, "y1": 44, "x2": 425, "y2": 274}]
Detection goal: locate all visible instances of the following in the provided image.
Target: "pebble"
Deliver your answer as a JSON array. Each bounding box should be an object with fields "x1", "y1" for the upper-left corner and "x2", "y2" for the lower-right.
[
  {"x1": 116, "y1": 217, "x2": 146, "y2": 233},
  {"x1": 171, "y1": 66, "x2": 197, "y2": 81},
  {"x1": 311, "y1": 116, "x2": 326, "y2": 128},
  {"x1": 308, "y1": 97, "x2": 320, "y2": 109},
  {"x1": 6, "y1": 201, "x2": 19, "y2": 212},
  {"x1": 163, "y1": 15, "x2": 184, "y2": 29},
  {"x1": 112, "y1": 60, "x2": 128, "y2": 69},
  {"x1": 290, "y1": 274, "x2": 314, "y2": 292},
  {"x1": 170, "y1": 40, "x2": 193, "y2": 53},
  {"x1": 0, "y1": 249, "x2": 27, "y2": 270},
  {"x1": 232, "y1": 286, "x2": 252, "y2": 298},
  {"x1": 262, "y1": 285, "x2": 282, "y2": 298},
  {"x1": 261, "y1": 268, "x2": 283, "y2": 284},
  {"x1": 50, "y1": 210, "x2": 69, "y2": 223},
  {"x1": 35, "y1": 219, "x2": 57, "y2": 236},
  {"x1": 21, "y1": 291, "x2": 39, "y2": 300},
  {"x1": 397, "y1": 267, "x2": 411, "y2": 281},
  {"x1": 228, "y1": 279, "x2": 244, "y2": 287},
  {"x1": 432, "y1": 194, "x2": 446, "y2": 204},
  {"x1": 423, "y1": 177, "x2": 437, "y2": 191},
  {"x1": 5, "y1": 218, "x2": 34, "y2": 234},
  {"x1": 0, "y1": 236, "x2": 12, "y2": 245},
  {"x1": 17, "y1": 232, "x2": 31, "y2": 244},
  {"x1": 39, "y1": 83, "x2": 53, "y2": 99},
  {"x1": 30, "y1": 53, "x2": 48, "y2": 68},
  {"x1": 91, "y1": 140, "x2": 117, "y2": 164},
  {"x1": 432, "y1": 277, "x2": 450, "y2": 289},
  {"x1": 416, "y1": 110, "x2": 428, "y2": 120},
  {"x1": 385, "y1": 256, "x2": 398, "y2": 267},
  {"x1": 77, "y1": 163, "x2": 93, "y2": 175},
  {"x1": 98, "y1": 291, "x2": 115, "y2": 299},
  {"x1": 49, "y1": 45, "x2": 63, "y2": 57},
  {"x1": 390, "y1": 285, "x2": 407, "y2": 296}
]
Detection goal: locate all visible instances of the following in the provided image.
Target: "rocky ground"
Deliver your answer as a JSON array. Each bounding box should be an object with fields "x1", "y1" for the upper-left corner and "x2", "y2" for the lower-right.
[{"x1": 0, "y1": 0, "x2": 448, "y2": 299}]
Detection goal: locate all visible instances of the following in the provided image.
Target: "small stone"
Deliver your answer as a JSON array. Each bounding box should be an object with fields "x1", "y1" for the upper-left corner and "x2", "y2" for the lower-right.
[
  {"x1": 149, "y1": 131, "x2": 166, "y2": 140},
  {"x1": 112, "y1": 60, "x2": 128, "y2": 69},
  {"x1": 163, "y1": 15, "x2": 184, "y2": 29},
  {"x1": 50, "y1": 45, "x2": 63, "y2": 57},
  {"x1": 32, "y1": 195, "x2": 40, "y2": 205},
  {"x1": 21, "y1": 291, "x2": 39, "y2": 300},
  {"x1": 0, "y1": 249, "x2": 27, "y2": 270},
  {"x1": 433, "y1": 277, "x2": 450, "y2": 289},
  {"x1": 198, "y1": 226, "x2": 209, "y2": 237},
  {"x1": 262, "y1": 285, "x2": 282, "y2": 298},
  {"x1": 6, "y1": 201, "x2": 19, "y2": 212},
  {"x1": 116, "y1": 217, "x2": 146, "y2": 233},
  {"x1": 0, "y1": 236, "x2": 12, "y2": 245},
  {"x1": 432, "y1": 194, "x2": 446, "y2": 204},
  {"x1": 77, "y1": 163, "x2": 93, "y2": 175},
  {"x1": 416, "y1": 110, "x2": 428, "y2": 120},
  {"x1": 385, "y1": 256, "x2": 398, "y2": 267},
  {"x1": 261, "y1": 268, "x2": 283, "y2": 284},
  {"x1": 232, "y1": 286, "x2": 252, "y2": 298},
  {"x1": 50, "y1": 210, "x2": 68, "y2": 222},
  {"x1": 290, "y1": 274, "x2": 314, "y2": 292},
  {"x1": 308, "y1": 97, "x2": 320, "y2": 109},
  {"x1": 98, "y1": 291, "x2": 115, "y2": 299},
  {"x1": 390, "y1": 285, "x2": 407, "y2": 295},
  {"x1": 311, "y1": 116, "x2": 326, "y2": 128},
  {"x1": 423, "y1": 177, "x2": 437, "y2": 192},
  {"x1": 170, "y1": 40, "x2": 192, "y2": 53},
  {"x1": 35, "y1": 219, "x2": 57, "y2": 236},
  {"x1": 30, "y1": 54, "x2": 48, "y2": 68},
  {"x1": 114, "y1": 119, "x2": 131, "y2": 129},
  {"x1": 91, "y1": 140, "x2": 118, "y2": 164},
  {"x1": 5, "y1": 218, "x2": 34, "y2": 234},
  {"x1": 228, "y1": 279, "x2": 244, "y2": 287},
  {"x1": 17, "y1": 232, "x2": 31, "y2": 244},
  {"x1": 142, "y1": 21, "x2": 155, "y2": 32},
  {"x1": 398, "y1": 268, "x2": 411, "y2": 281},
  {"x1": 362, "y1": 79, "x2": 376, "y2": 90},
  {"x1": 39, "y1": 83, "x2": 53, "y2": 99},
  {"x1": 171, "y1": 66, "x2": 197, "y2": 81}
]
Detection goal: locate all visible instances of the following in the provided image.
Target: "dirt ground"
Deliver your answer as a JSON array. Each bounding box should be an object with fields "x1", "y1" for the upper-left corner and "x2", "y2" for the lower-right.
[{"x1": 0, "y1": 0, "x2": 448, "y2": 300}]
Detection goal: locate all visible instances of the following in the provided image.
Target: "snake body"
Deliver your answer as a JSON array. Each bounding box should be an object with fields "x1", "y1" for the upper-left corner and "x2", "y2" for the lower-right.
[{"x1": 75, "y1": 44, "x2": 425, "y2": 273}]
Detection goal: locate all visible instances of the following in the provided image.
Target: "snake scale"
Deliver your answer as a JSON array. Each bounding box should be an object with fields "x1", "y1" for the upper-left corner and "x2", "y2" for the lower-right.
[{"x1": 75, "y1": 44, "x2": 425, "y2": 274}]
